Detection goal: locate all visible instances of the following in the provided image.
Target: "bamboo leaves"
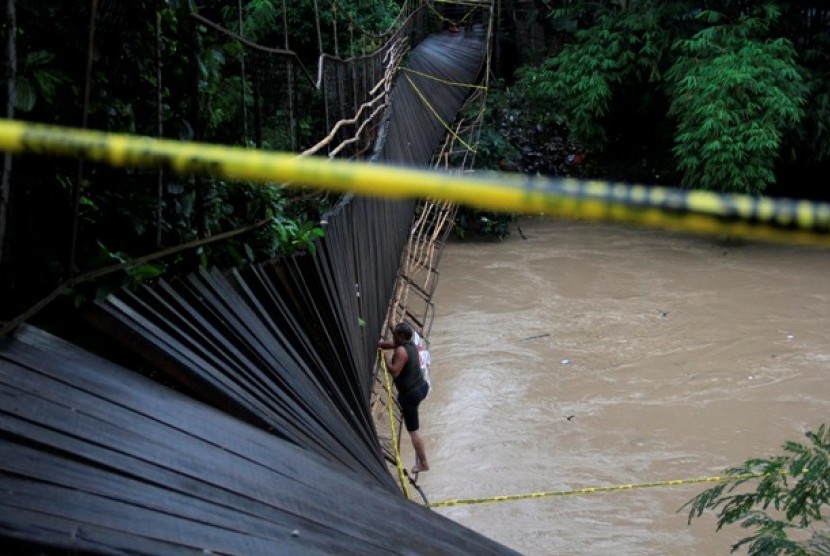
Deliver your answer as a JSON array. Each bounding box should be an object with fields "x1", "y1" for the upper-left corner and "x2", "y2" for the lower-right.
[
  {"x1": 683, "y1": 425, "x2": 830, "y2": 556},
  {"x1": 667, "y1": 9, "x2": 807, "y2": 192}
]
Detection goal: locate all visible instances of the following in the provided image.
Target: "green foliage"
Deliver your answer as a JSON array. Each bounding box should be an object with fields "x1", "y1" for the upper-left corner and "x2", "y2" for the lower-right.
[
  {"x1": 796, "y1": 72, "x2": 830, "y2": 163},
  {"x1": 0, "y1": 0, "x2": 409, "y2": 326},
  {"x1": 513, "y1": 1, "x2": 822, "y2": 195},
  {"x1": 683, "y1": 425, "x2": 830, "y2": 555},
  {"x1": 666, "y1": 7, "x2": 807, "y2": 193},
  {"x1": 221, "y1": 0, "x2": 402, "y2": 57},
  {"x1": 271, "y1": 215, "x2": 325, "y2": 257},
  {"x1": 179, "y1": 180, "x2": 326, "y2": 265},
  {"x1": 453, "y1": 209, "x2": 516, "y2": 240},
  {"x1": 62, "y1": 178, "x2": 327, "y2": 306},
  {"x1": 455, "y1": 82, "x2": 520, "y2": 172},
  {"x1": 66, "y1": 242, "x2": 167, "y2": 305},
  {"x1": 14, "y1": 51, "x2": 68, "y2": 112},
  {"x1": 450, "y1": 84, "x2": 520, "y2": 240},
  {"x1": 472, "y1": 127, "x2": 520, "y2": 172},
  {"x1": 517, "y1": 1, "x2": 673, "y2": 147},
  {"x1": 238, "y1": 0, "x2": 278, "y2": 42},
  {"x1": 330, "y1": 0, "x2": 402, "y2": 56}
]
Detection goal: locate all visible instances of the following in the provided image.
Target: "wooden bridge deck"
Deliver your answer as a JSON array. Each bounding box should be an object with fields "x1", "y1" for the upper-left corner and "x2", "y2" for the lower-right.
[
  {"x1": 379, "y1": 25, "x2": 487, "y2": 166},
  {"x1": 1, "y1": 326, "x2": 514, "y2": 554},
  {"x1": 0, "y1": 17, "x2": 516, "y2": 555}
]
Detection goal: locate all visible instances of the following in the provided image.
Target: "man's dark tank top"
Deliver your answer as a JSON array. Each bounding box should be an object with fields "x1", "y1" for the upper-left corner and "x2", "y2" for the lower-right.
[{"x1": 394, "y1": 341, "x2": 424, "y2": 395}]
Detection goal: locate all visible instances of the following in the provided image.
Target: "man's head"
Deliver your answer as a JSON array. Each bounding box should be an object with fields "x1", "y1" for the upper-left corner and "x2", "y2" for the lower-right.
[{"x1": 393, "y1": 322, "x2": 413, "y2": 344}]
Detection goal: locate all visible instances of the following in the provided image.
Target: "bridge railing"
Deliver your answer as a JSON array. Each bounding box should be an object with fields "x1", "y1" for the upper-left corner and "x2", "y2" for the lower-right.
[{"x1": 194, "y1": 1, "x2": 433, "y2": 158}]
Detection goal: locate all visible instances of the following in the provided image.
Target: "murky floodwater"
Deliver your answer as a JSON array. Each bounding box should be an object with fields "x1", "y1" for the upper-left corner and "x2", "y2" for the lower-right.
[{"x1": 406, "y1": 216, "x2": 830, "y2": 555}]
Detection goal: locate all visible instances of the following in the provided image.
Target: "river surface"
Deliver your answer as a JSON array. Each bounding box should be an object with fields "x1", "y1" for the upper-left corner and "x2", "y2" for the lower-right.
[{"x1": 406, "y1": 215, "x2": 830, "y2": 555}]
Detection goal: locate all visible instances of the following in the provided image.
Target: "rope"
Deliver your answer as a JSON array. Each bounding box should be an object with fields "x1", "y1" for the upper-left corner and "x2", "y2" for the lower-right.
[
  {"x1": 428, "y1": 473, "x2": 760, "y2": 508},
  {"x1": 400, "y1": 67, "x2": 487, "y2": 90},
  {"x1": 404, "y1": 469, "x2": 431, "y2": 506},
  {"x1": 428, "y1": 1, "x2": 480, "y2": 27},
  {"x1": 379, "y1": 350, "x2": 411, "y2": 499},
  {"x1": 403, "y1": 74, "x2": 477, "y2": 154},
  {"x1": 1, "y1": 119, "x2": 829, "y2": 247}
]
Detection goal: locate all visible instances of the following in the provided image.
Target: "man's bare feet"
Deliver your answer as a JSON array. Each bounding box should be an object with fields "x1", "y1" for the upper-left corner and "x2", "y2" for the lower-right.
[
  {"x1": 410, "y1": 433, "x2": 429, "y2": 474},
  {"x1": 411, "y1": 462, "x2": 430, "y2": 474}
]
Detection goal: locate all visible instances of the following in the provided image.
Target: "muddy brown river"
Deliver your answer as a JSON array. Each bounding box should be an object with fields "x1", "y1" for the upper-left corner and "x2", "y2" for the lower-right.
[{"x1": 404, "y1": 215, "x2": 830, "y2": 555}]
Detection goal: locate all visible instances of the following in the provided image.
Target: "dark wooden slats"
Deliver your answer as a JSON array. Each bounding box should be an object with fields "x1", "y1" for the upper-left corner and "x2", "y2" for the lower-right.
[
  {"x1": 1, "y1": 505, "x2": 198, "y2": 555},
  {"x1": 97, "y1": 273, "x2": 382, "y2": 483},
  {"x1": 379, "y1": 27, "x2": 487, "y2": 166},
  {"x1": 229, "y1": 263, "x2": 382, "y2": 462},
  {"x1": 0, "y1": 327, "x2": 518, "y2": 555},
  {"x1": 92, "y1": 198, "x2": 421, "y2": 489}
]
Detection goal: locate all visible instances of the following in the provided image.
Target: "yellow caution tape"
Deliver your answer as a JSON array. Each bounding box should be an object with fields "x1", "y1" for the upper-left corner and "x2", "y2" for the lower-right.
[
  {"x1": 379, "y1": 350, "x2": 410, "y2": 499},
  {"x1": 428, "y1": 473, "x2": 760, "y2": 508},
  {"x1": 1, "y1": 119, "x2": 829, "y2": 247}
]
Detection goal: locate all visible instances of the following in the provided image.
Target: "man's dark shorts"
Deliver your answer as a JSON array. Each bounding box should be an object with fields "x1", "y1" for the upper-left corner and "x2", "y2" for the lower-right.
[{"x1": 399, "y1": 382, "x2": 430, "y2": 432}]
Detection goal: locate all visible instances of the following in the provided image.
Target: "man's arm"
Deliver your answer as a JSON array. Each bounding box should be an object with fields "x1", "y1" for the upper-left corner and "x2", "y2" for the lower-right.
[{"x1": 385, "y1": 345, "x2": 408, "y2": 378}]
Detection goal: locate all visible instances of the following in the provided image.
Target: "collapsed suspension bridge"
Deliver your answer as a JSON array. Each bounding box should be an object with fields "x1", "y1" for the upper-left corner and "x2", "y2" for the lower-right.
[
  {"x1": 2, "y1": 1, "x2": 830, "y2": 555},
  {"x1": 0, "y1": 2, "x2": 518, "y2": 554}
]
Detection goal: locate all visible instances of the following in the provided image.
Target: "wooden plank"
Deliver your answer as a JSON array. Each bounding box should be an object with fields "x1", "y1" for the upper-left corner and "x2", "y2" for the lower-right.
[
  {"x1": 1, "y1": 505, "x2": 189, "y2": 555},
  {"x1": 1, "y1": 479, "x2": 322, "y2": 555},
  {"x1": 1, "y1": 331, "x2": 521, "y2": 554},
  {"x1": 98, "y1": 291, "x2": 346, "y2": 463}
]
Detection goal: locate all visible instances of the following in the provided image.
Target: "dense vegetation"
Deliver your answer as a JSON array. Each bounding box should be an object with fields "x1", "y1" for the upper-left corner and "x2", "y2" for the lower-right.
[
  {"x1": 457, "y1": 0, "x2": 830, "y2": 240},
  {"x1": 0, "y1": 0, "x2": 403, "y2": 324},
  {"x1": 3, "y1": 0, "x2": 830, "y2": 308},
  {"x1": 508, "y1": 0, "x2": 830, "y2": 195}
]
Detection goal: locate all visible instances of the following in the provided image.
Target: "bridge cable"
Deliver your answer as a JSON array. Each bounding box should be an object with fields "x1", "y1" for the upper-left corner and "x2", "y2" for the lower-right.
[
  {"x1": 379, "y1": 350, "x2": 411, "y2": 499},
  {"x1": 400, "y1": 66, "x2": 488, "y2": 90},
  {"x1": 403, "y1": 74, "x2": 477, "y2": 154},
  {"x1": 428, "y1": 473, "x2": 761, "y2": 508}
]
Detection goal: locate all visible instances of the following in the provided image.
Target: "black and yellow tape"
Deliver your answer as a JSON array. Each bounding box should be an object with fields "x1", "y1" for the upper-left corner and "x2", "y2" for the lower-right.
[
  {"x1": 428, "y1": 473, "x2": 759, "y2": 508},
  {"x1": 379, "y1": 351, "x2": 411, "y2": 499},
  {"x1": 1, "y1": 119, "x2": 829, "y2": 247}
]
